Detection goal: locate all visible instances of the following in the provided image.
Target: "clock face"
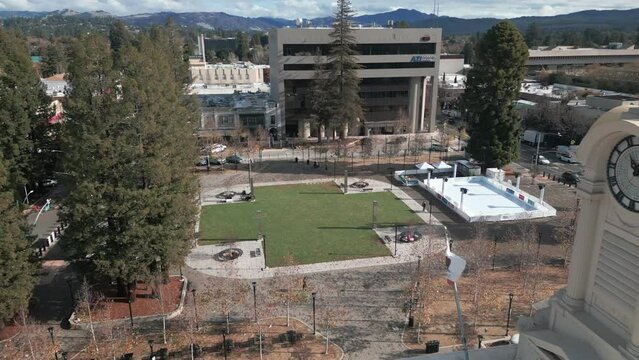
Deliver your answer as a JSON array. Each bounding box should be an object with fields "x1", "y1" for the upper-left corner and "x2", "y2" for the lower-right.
[{"x1": 607, "y1": 136, "x2": 639, "y2": 213}]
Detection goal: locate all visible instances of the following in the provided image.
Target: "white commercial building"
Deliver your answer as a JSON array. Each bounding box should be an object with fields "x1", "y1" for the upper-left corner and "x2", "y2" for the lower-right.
[
  {"x1": 189, "y1": 61, "x2": 269, "y2": 87},
  {"x1": 269, "y1": 27, "x2": 441, "y2": 138}
]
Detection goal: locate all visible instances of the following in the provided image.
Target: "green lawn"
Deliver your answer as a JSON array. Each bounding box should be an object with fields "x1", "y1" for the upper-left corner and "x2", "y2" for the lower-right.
[{"x1": 199, "y1": 183, "x2": 423, "y2": 267}]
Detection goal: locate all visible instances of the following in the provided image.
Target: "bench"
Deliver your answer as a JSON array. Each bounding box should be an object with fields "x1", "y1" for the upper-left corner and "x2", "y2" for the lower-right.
[
  {"x1": 255, "y1": 248, "x2": 261, "y2": 256},
  {"x1": 361, "y1": 188, "x2": 374, "y2": 192}
]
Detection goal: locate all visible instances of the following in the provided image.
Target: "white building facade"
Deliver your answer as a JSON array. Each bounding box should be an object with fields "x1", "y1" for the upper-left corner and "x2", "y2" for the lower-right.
[{"x1": 269, "y1": 27, "x2": 441, "y2": 138}]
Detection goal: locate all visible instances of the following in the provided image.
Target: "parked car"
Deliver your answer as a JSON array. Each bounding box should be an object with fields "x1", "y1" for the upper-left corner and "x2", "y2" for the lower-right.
[
  {"x1": 211, "y1": 143, "x2": 227, "y2": 153},
  {"x1": 559, "y1": 154, "x2": 579, "y2": 163},
  {"x1": 429, "y1": 143, "x2": 449, "y2": 152},
  {"x1": 226, "y1": 155, "x2": 244, "y2": 164},
  {"x1": 537, "y1": 155, "x2": 550, "y2": 165},
  {"x1": 561, "y1": 171, "x2": 580, "y2": 185},
  {"x1": 42, "y1": 178, "x2": 58, "y2": 187},
  {"x1": 209, "y1": 157, "x2": 225, "y2": 165}
]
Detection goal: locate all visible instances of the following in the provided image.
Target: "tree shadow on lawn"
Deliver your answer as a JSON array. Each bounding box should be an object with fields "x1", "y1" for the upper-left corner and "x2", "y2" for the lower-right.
[
  {"x1": 298, "y1": 192, "x2": 343, "y2": 195},
  {"x1": 317, "y1": 226, "x2": 373, "y2": 230}
]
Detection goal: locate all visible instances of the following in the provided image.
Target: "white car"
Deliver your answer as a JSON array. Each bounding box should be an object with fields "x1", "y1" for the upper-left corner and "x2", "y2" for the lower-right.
[
  {"x1": 559, "y1": 154, "x2": 579, "y2": 164},
  {"x1": 211, "y1": 144, "x2": 227, "y2": 153},
  {"x1": 42, "y1": 178, "x2": 58, "y2": 187},
  {"x1": 537, "y1": 155, "x2": 550, "y2": 165}
]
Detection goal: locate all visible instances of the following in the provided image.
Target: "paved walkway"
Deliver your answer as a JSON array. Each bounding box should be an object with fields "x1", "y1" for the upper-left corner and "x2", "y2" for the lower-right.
[{"x1": 189, "y1": 178, "x2": 446, "y2": 279}]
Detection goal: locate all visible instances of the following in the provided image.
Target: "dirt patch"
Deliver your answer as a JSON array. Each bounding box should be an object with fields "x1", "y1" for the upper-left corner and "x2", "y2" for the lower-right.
[{"x1": 75, "y1": 276, "x2": 184, "y2": 323}]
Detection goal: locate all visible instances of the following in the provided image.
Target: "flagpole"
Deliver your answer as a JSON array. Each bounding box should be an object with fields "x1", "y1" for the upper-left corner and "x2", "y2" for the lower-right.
[{"x1": 451, "y1": 281, "x2": 469, "y2": 360}]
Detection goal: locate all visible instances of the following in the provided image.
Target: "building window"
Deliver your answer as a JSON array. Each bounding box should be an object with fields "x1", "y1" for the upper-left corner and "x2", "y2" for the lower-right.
[
  {"x1": 217, "y1": 114, "x2": 235, "y2": 129},
  {"x1": 283, "y1": 43, "x2": 437, "y2": 56},
  {"x1": 240, "y1": 114, "x2": 264, "y2": 128},
  {"x1": 283, "y1": 62, "x2": 435, "y2": 71}
]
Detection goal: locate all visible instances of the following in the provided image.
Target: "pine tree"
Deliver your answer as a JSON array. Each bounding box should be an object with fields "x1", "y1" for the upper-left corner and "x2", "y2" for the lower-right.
[
  {"x1": 235, "y1": 32, "x2": 250, "y2": 61},
  {"x1": 41, "y1": 42, "x2": 66, "y2": 77},
  {"x1": 0, "y1": 157, "x2": 37, "y2": 327},
  {"x1": 0, "y1": 28, "x2": 50, "y2": 196},
  {"x1": 524, "y1": 22, "x2": 540, "y2": 48},
  {"x1": 309, "y1": 49, "x2": 335, "y2": 143},
  {"x1": 61, "y1": 29, "x2": 198, "y2": 299},
  {"x1": 462, "y1": 42, "x2": 475, "y2": 65},
  {"x1": 327, "y1": 0, "x2": 363, "y2": 138},
  {"x1": 463, "y1": 21, "x2": 528, "y2": 169}
]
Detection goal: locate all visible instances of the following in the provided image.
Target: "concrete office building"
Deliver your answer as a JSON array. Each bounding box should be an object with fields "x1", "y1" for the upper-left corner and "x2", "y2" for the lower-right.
[{"x1": 269, "y1": 27, "x2": 441, "y2": 138}]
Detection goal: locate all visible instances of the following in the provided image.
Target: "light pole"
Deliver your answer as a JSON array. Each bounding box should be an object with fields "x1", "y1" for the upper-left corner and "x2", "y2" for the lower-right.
[
  {"x1": 394, "y1": 224, "x2": 398, "y2": 257},
  {"x1": 148, "y1": 339, "x2": 155, "y2": 359},
  {"x1": 388, "y1": 167, "x2": 395, "y2": 191},
  {"x1": 534, "y1": 132, "x2": 560, "y2": 176},
  {"x1": 459, "y1": 187, "x2": 468, "y2": 209},
  {"x1": 505, "y1": 293, "x2": 514, "y2": 336},
  {"x1": 222, "y1": 331, "x2": 228, "y2": 360},
  {"x1": 312, "y1": 292, "x2": 317, "y2": 335},
  {"x1": 48, "y1": 326, "x2": 59, "y2": 360},
  {"x1": 252, "y1": 281, "x2": 258, "y2": 322},
  {"x1": 127, "y1": 298, "x2": 134, "y2": 328},
  {"x1": 441, "y1": 176, "x2": 448, "y2": 197},
  {"x1": 192, "y1": 288, "x2": 199, "y2": 331},
  {"x1": 372, "y1": 201, "x2": 378, "y2": 229}
]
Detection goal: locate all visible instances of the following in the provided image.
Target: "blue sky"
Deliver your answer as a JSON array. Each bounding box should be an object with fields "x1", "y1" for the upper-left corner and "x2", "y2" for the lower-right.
[{"x1": 0, "y1": 0, "x2": 636, "y2": 19}]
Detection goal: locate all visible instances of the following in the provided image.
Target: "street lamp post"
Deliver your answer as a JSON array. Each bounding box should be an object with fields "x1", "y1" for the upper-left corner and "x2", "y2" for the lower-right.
[
  {"x1": 441, "y1": 176, "x2": 448, "y2": 197},
  {"x1": 459, "y1": 187, "x2": 468, "y2": 210},
  {"x1": 252, "y1": 281, "x2": 258, "y2": 322},
  {"x1": 192, "y1": 288, "x2": 199, "y2": 331},
  {"x1": 148, "y1": 339, "x2": 155, "y2": 359},
  {"x1": 128, "y1": 298, "x2": 134, "y2": 328},
  {"x1": 388, "y1": 167, "x2": 395, "y2": 191},
  {"x1": 506, "y1": 293, "x2": 514, "y2": 336},
  {"x1": 394, "y1": 224, "x2": 398, "y2": 257},
  {"x1": 312, "y1": 292, "x2": 317, "y2": 335},
  {"x1": 222, "y1": 331, "x2": 228, "y2": 360},
  {"x1": 48, "y1": 327, "x2": 59, "y2": 360}
]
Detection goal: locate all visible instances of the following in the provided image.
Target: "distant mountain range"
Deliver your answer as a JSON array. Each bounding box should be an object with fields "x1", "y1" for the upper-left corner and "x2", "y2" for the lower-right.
[{"x1": 1, "y1": 8, "x2": 639, "y2": 35}]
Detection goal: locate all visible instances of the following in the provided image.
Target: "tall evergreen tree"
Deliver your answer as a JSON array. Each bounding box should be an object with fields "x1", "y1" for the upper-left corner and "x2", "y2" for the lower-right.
[
  {"x1": 0, "y1": 157, "x2": 37, "y2": 327},
  {"x1": 463, "y1": 21, "x2": 528, "y2": 169},
  {"x1": 461, "y1": 42, "x2": 475, "y2": 65},
  {"x1": 309, "y1": 50, "x2": 335, "y2": 143},
  {"x1": 41, "y1": 42, "x2": 66, "y2": 77},
  {"x1": 326, "y1": 0, "x2": 363, "y2": 138},
  {"x1": 61, "y1": 29, "x2": 198, "y2": 299},
  {"x1": 235, "y1": 32, "x2": 250, "y2": 61},
  {"x1": 0, "y1": 28, "x2": 49, "y2": 197},
  {"x1": 524, "y1": 22, "x2": 540, "y2": 48}
]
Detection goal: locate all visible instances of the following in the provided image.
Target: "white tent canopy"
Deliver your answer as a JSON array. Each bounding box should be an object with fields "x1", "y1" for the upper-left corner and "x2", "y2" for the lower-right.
[
  {"x1": 432, "y1": 161, "x2": 452, "y2": 169},
  {"x1": 415, "y1": 162, "x2": 434, "y2": 170}
]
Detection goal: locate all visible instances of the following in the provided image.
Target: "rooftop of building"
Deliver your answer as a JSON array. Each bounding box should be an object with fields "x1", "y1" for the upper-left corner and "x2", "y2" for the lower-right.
[
  {"x1": 595, "y1": 94, "x2": 639, "y2": 101},
  {"x1": 189, "y1": 83, "x2": 270, "y2": 95},
  {"x1": 529, "y1": 45, "x2": 639, "y2": 57}
]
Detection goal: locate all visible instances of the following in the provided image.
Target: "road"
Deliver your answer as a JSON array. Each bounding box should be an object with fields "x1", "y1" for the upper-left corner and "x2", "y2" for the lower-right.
[{"x1": 519, "y1": 143, "x2": 583, "y2": 177}]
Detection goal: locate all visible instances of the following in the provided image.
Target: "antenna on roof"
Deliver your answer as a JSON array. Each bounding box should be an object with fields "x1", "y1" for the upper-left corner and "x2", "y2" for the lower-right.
[{"x1": 433, "y1": 0, "x2": 436, "y2": 14}]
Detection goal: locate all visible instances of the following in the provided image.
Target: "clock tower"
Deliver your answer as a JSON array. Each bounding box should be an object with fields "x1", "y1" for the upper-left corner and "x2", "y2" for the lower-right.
[{"x1": 515, "y1": 105, "x2": 639, "y2": 360}]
